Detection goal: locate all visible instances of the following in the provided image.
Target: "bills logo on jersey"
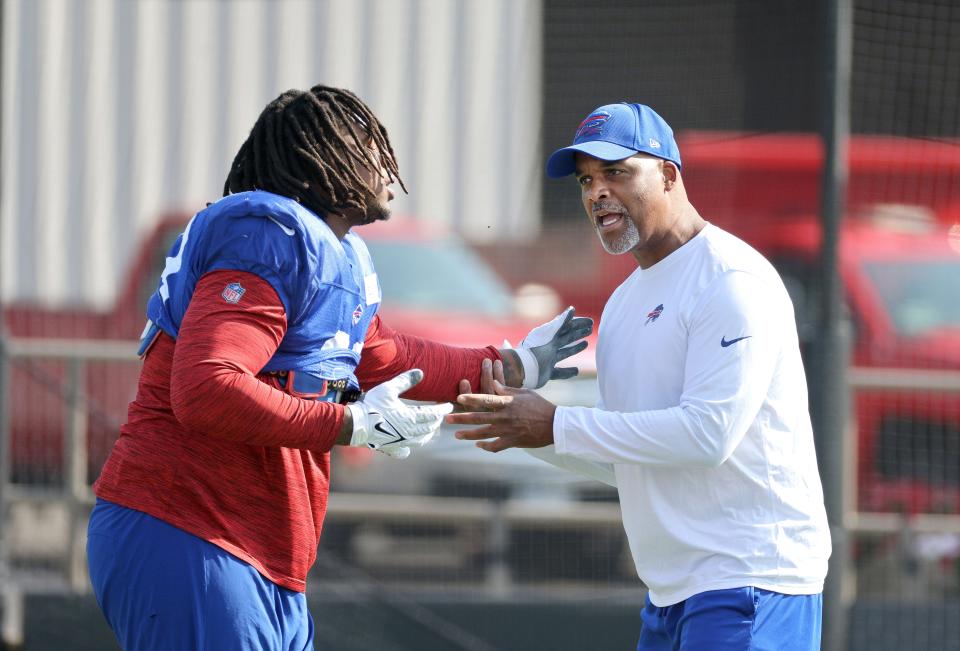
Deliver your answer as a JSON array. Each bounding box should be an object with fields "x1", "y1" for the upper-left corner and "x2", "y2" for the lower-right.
[
  {"x1": 221, "y1": 282, "x2": 245, "y2": 304},
  {"x1": 575, "y1": 111, "x2": 611, "y2": 140},
  {"x1": 645, "y1": 303, "x2": 664, "y2": 325},
  {"x1": 352, "y1": 303, "x2": 364, "y2": 325}
]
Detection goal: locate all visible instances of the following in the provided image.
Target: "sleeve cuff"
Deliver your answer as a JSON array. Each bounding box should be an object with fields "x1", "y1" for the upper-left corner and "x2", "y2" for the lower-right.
[
  {"x1": 552, "y1": 406, "x2": 570, "y2": 455},
  {"x1": 512, "y1": 346, "x2": 540, "y2": 389}
]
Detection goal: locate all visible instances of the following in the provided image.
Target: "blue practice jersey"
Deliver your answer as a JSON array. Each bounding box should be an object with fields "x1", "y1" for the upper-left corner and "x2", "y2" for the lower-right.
[{"x1": 143, "y1": 191, "x2": 381, "y2": 390}]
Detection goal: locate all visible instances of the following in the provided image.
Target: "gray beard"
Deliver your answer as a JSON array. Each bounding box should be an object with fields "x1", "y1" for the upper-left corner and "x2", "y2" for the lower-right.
[{"x1": 598, "y1": 217, "x2": 640, "y2": 255}]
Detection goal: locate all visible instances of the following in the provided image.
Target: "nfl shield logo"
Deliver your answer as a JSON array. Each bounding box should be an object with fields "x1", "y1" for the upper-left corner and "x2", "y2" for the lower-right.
[{"x1": 221, "y1": 282, "x2": 245, "y2": 304}]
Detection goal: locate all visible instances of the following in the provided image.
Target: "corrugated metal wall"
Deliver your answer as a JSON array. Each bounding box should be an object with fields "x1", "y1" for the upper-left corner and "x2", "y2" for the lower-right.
[{"x1": 1, "y1": 0, "x2": 543, "y2": 309}]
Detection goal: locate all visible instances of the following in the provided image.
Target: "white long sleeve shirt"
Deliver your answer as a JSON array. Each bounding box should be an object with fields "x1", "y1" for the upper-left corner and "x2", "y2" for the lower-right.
[{"x1": 553, "y1": 224, "x2": 831, "y2": 606}]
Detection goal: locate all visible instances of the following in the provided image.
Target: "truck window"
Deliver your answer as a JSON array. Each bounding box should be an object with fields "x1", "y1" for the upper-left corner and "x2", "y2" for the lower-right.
[{"x1": 862, "y1": 259, "x2": 960, "y2": 337}]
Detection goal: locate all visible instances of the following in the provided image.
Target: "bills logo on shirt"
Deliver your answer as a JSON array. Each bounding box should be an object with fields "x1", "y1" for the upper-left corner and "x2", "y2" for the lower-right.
[
  {"x1": 645, "y1": 303, "x2": 664, "y2": 325},
  {"x1": 221, "y1": 282, "x2": 245, "y2": 304},
  {"x1": 352, "y1": 303, "x2": 364, "y2": 325}
]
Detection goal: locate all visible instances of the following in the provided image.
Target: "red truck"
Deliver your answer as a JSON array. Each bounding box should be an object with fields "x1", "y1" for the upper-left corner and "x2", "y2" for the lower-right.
[
  {"x1": 2, "y1": 211, "x2": 593, "y2": 484},
  {"x1": 483, "y1": 132, "x2": 960, "y2": 514},
  {"x1": 0, "y1": 216, "x2": 179, "y2": 484},
  {"x1": 662, "y1": 133, "x2": 960, "y2": 515}
]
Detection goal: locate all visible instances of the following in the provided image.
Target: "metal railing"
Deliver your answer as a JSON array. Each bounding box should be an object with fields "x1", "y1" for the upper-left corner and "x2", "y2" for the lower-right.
[
  {"x1": 845, "y1": 366, "x2": 960, "y2": 535},
  {"x1": 1, "y1": 335, "x2": 959, "y2": 648},
  {"x1": 0, "y1": 336, "x2": 625, "y2": 646},
  {"x1": 0, "y1": 337, "x2": 139, "y2": 647}
]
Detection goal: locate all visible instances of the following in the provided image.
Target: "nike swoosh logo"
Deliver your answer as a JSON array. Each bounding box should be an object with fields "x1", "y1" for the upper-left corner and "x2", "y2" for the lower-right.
[
  {"x1": 374, "y1": 420, "x2": 407, "y2": 444},
  {"x1": 721, "y1": 335, "x2": 752, "y2": 347},
  {"x1": 266, "y1": 215, "x2": 296, "y2": 236}
]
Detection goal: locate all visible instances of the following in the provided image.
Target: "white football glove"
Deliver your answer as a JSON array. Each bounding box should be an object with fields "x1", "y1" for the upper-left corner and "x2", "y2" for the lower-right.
[
  {"x1": 507, "y1": 307, "x2": 594, "y2": 389},
  {"x1": 347, "y1": 369, "x2": 453, "y2": 459}
]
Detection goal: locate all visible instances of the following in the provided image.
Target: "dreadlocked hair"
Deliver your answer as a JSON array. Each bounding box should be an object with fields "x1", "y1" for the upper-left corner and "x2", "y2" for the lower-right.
[{"x1": 223, "y1": 85, "x2": 405, "y2": 217}]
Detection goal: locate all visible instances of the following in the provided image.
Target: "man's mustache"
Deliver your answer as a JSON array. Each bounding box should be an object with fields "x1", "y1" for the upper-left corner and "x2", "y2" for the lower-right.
[{"x1": 592, "y1": 201, "x2": 627, "y2": 215}]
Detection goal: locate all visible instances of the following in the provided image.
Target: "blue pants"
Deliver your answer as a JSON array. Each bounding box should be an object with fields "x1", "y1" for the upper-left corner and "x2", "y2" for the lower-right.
[
  {"x1": 87, "y1": 499, "x2": 314, "y2": 650},
  {"x1": 637, "y1": 587, "x2": 822, "y2": 651}
]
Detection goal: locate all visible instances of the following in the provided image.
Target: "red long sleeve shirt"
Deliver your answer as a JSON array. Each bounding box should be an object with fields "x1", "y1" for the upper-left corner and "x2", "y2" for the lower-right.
[{"x1": 94, "y1": 270, "x2": 500, "y2": 591}]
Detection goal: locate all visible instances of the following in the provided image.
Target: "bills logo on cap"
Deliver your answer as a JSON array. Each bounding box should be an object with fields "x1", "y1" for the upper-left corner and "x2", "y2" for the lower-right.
[
  {"x1": 645, "y1": 303, "x2": 664, "y2": 325},
  {"x1": 221, "y1": 282, "x2": 245, "y2": 304},
  {"x1": 352, "y1": 303, "x2": 364, "y2": 325},
  {"x1": 575, "y1": 111, "x2": 611, "y2": 140}
]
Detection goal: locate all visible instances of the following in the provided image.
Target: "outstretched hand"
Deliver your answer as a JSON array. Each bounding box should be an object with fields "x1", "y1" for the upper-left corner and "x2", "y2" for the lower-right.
[
  {"x1": 446, "y1": 378, "x2": 557, "y2": 453},
  {"x1": 510, "y1": 307, "x2": 594, "y2": 389}
]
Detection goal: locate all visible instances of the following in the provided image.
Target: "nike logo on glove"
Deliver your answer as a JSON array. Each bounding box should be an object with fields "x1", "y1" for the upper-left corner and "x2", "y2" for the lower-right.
[
  {"x1": 374, "y1": 421, "x2": 407, "y2": 445},
  {"x1": 721, "y1": 335, "x2": 752, "y2": 347}
]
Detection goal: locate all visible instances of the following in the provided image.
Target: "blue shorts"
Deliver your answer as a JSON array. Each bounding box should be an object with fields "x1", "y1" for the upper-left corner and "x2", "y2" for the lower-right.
[
  {"x1": 637, "y1": 587, "x2": 822, "y2": 651},
  {"x1": 87, "y1": 499, "x2": 314, "y2": 651}
]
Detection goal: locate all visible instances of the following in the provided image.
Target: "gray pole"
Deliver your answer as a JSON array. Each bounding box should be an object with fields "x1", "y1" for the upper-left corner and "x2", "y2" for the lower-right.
[{"x1": 812, "y1": 0, "x2": 853, "y2": 649}]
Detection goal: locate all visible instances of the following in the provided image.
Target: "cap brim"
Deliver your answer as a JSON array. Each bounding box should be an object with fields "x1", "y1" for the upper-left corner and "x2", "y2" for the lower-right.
[{"x1": 545, "y1": 141, "x2": 640, "y2": 178}]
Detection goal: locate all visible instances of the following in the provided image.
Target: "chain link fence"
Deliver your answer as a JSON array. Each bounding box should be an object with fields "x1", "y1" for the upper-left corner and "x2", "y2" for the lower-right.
[{"x1": 2, "y1": 1, "x2": 960, "y2": 649}]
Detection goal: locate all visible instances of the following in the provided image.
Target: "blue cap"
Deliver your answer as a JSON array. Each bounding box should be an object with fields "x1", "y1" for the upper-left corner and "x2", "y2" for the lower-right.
[{"x1": 546, "y1": 102, "x2": 681, "y2": 178}]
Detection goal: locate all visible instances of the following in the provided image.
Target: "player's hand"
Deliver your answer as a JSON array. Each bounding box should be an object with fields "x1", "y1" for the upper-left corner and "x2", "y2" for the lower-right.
[
  {"x1": 446, "y1": 379, "x2": 557, "y2": 452},
  {"x1": 508, "y1": 307, "x2": 593, "y2": 389},
  {"x1": 348, "y1": 369, "x2": 453, "y2": 459},
  {"x1": 456, "y1": 358, "x2": 506, "y2": 409}
]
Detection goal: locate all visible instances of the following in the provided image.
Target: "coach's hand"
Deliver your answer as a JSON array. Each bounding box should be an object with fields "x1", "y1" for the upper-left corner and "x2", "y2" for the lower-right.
[
  {"x1": 348, "y1": 369, "x2": 453, "y2": 459},
  {"x1": 507, "y1": 306, "x2": 593, "y2": 389},
  {"x1": 446, "y1": 380, "x2": 557, "y2": 452}
]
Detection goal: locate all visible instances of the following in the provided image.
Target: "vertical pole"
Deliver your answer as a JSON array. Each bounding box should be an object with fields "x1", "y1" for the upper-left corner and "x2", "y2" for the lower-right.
[
  {"x1": 65, "y1": 358, "x2": 89, "y2": 592},
  {"x1": 0, "y1": 338, "x2": 22, "y2": 650},
  {"x1": 485, "y1": 501, "x2": 511, "y2": 597},
  {"x1": 1, "y1": 588, "x2": 23, "y2": 651},
  {"x1": 813, "y1": 0, "x2": 854, "y2": 649}
]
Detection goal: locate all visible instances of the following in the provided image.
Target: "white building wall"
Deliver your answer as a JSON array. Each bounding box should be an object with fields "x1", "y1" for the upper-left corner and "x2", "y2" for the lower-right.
[{"x1": 1, "y1": 0, "x2": 543, "y2": 309}]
